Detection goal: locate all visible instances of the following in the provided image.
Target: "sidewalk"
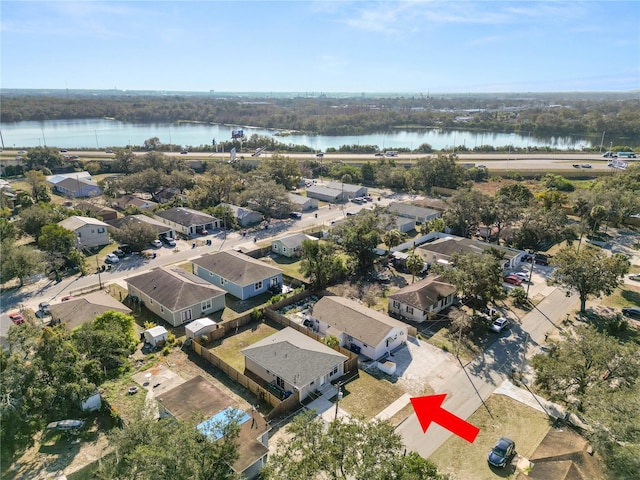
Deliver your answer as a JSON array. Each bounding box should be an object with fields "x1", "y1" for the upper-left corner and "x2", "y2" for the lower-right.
[{"x1": 374, "y1": 393, "x2": 411, "y2": 421}]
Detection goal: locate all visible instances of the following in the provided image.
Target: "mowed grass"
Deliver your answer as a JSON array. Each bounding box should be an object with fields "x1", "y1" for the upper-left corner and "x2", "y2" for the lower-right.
[
  {"x1": 599, "y1": 284, "x2": 640, "y2": 309},
  {"x1": 210, "y1": 322, "x2": 279, "y2": 372},
  {"x1": 339, "y1": 370, "x2": 405, "y2": 420},
  {"x1": 429, "y1": 394, "x2": 552, "y2": 480}
]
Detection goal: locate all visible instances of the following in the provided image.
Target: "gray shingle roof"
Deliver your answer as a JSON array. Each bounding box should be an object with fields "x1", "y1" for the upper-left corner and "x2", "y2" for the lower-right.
[
  {"x1": 192, "y1": 250, "x2": 282, "y2": 286},
  {"x1": 388, "y1": 276, "x2": 456, "y2": 310},
  {"x1": 48, "y1": 290, "x2": 131, "y2": 330},
  {"x1": 126, "y1": 267, "x2": 225, "y2": 311},
  {"x1": 388, "y1": 202, "x2": 440, "y2": 219},
  {"x1": 275, "y1": 233, "x2": 317, "y2": 249},
  {"x1": 241, "y1": 327, "x2": 346, "y2": 388},
  {"x1": 107, "y1": 214, "x2": 172, "y2": 234},
  {"x1": 418, "y1": 236, "x2": 521, "y2": 260},
  {"x1": 155, "y1": 207, "x2": 217, "y2": 227},
  {"x1": 325, "y1": 182, "x2": 366, "y2": 194},
  {"x1": 311, "y1": 296, "x2": 407, "y2": 346}
]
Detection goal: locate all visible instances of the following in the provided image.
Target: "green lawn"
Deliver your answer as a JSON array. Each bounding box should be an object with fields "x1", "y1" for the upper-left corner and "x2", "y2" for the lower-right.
[
  {"x1": 338, "y1": 370, "x2": 405, "y2": 420},
  {"x1": 429, "y1": 394, "x2": 552, "y2": 480},
  {"x1": 210, "y1": 322, "x2": 279, "y2": 372}
]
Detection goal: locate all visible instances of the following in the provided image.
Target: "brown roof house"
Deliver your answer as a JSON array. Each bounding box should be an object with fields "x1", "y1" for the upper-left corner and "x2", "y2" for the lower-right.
[
  {"x1": 241, "y1": 327, "x2": 347, "y2": 402},
  {"x1": 192, "y1": 250, "x2": 283, "y2": 300},
  {"x1": 417, "y1": 233, "x2": 525, "y2": 271},
  {"x1": 309, "y1": 296, "x2": 409, "y2": 361},
  {"x1": 49, "y1": 290, "x2": 132, "y2": 330},
  {"x1": 388, "y1": 276, "x2": 457, "y2": 322},
  {"x1": 114, "y1": 194, "x2": 158, "y2": 212},
  {"x1": 75, "y1": 201, "x2": 118, "y2": 221},
  {"x1": 126, "y1": 267, "x2": 226, "y2": 326},
  {"x1": 156, "y1": 375, "x2": 269, "y2": 479}
]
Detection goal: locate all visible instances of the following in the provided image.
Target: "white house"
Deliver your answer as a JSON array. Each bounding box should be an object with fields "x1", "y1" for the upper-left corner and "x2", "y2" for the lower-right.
[{"x1": 58, "y1": 216, "x2": 110, "y2": 249}]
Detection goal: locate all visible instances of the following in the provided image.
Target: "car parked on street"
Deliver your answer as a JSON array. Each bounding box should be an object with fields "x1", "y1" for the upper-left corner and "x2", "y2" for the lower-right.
[
  {"x1": 9, "y1": 313, "x2": 25, "y2": 325},
  {"x1": 629, "y1": 274, "x2": 640, "y2": 281},
  {"x1": 490, "y1": 317, "x2": 509, "y2": 333},
  {"x1": 488, "y1": 437, "x2": 516, "y2": 468},
  {"x1": 503, "y1": 275, "x2": 523, "y2": 286},
  {"x1": 150, "y1": 239, "x2": 162, "y2": 248}
]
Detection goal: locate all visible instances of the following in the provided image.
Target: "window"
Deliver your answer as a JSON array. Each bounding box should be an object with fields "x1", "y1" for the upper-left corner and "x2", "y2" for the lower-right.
[
  {"x1": 220, "y1": 277, "x2": 227, "y2": 285},
  {"x1": 282, "y1": 246, "x2": 287, "y2": 253},
  {"x1": 276, "y1": 376, "x2": 285, "y2": 388},
  {"x1": 405, "y1": 306, "x2": 414, "y2": 314},
  {"x1": 202, "y1": 299, "x2": 212, "y2": 311},
  {"x1": 97, "y1": 227, "x2": 105, "y2": 233},
  {"x1": 254, "y1": 281, "x2": 263, "y2": 290},
  {"x1": 330, "y1": 365, "x2": 338, "y2": 376},
  {"x1": 160, "y1": 306, "x2": 164, "y2": 312},
  {"x1": 270, "y1": 277, "x2": 278, "y2": 287},
  {"x1": 77, "y1": 232, "x2": 82, "y2": 238},
  {"x1": 181, "y1": 309, "x2": 192, "y2": 322},
  {"x1": 393, "y1": 300, "x2": 400, "y2": 309}
]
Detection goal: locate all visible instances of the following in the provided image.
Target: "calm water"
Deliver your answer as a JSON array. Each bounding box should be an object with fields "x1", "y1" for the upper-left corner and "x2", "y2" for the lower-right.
[{"x1": 0, "y1": 118, "x2": 593, "y2": 151}]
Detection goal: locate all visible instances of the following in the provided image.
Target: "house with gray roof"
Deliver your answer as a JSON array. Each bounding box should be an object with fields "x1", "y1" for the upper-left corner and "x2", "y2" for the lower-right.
[
  {"x1": 154, "y1": 207, "x2": 220, "y2": 237},
  {"x1": 388, "y1": 276, "x2": 456, "y2": 322},
  {"x1": 58, "y1": 215, "x2": 110, "y2": 248},
  {"x1": 192, "y1": 250, "x2": 283, "y2": 300},
  {"x1": 305, "y1": 185, "x2": 346, "y2": 203},
  {"x1": 107, "y1": 214, "x2": 175, "y2": 240},
  {"x1": 309, "y1": 296, "x2": 408, "y2": 361},
  {"x1": 417, "y1": 234, "x2": 525, "y2": 270},
  {"x1": 49, "y1": 290, "x2": 132, "y2": 330},
  {"x1": 52, "y1": 177, "x2": 102, "y2": 198},
  {"x1": 241, "y1": 327, "x2": 347, "y2": 402},
  {"x1": 388, "y1": 202, "x2": 441, "y2": 223},
  {"x1": 219, "y1": 203, "x2": 263, "y2": 227},
  {"x1": 378, "y1": 213, "x2": 416, "y2": 233},
  {"x1": 325, "y1": 181, "x2": 367, "y2": 199},
  {"x1": 126, "y1": 267, "x2": 226, "y2": 326},
  {"x1": 114, "y1": 194, "x2": 158, "y2": 212},
  {"x1": 288, "y1": 193, "x2": 318, "y2": 211},
  {"x1": 271, "y1": 233, "x2": 318, "y2": 258}
]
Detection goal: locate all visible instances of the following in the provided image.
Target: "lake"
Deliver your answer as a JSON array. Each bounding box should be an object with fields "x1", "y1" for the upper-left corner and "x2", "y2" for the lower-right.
[{"x1": 0, "y1": 118, "x2": 594, "y2": 151}]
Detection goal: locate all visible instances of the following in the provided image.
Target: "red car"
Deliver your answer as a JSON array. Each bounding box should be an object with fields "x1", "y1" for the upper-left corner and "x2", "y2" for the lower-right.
[
  {"x1": 61, "y1": 295, "x2": 75, "y2": 302},
  {"x1": 9, "y1": 313, "x2": 25, "y2": 325},
  {"x1": 503, "y1": 275, "x2": 523, "y2": 286}
]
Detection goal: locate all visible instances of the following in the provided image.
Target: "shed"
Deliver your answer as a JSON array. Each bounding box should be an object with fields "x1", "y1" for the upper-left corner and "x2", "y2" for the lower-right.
[
  {"x1": 144, "y1": 325, "x2": 168, "y2": 347},
  {"x1": 185, "y1": 317, "x2": 217, "y2": 339}
]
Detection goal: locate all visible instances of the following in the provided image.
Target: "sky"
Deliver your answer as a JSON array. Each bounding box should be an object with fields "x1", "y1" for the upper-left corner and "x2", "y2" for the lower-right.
[{"x1": 1, "y1": 1, "x2": 639, "y2": 93}]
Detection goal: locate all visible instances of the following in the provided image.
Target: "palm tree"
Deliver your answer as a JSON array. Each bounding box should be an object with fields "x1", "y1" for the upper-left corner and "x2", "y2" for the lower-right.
[
  {"x1": 382, "y1": 229, "x2": 406, "y2": 255},
  {"x1": 406, "y1": 250, "x2": 425, "y2": 283}
]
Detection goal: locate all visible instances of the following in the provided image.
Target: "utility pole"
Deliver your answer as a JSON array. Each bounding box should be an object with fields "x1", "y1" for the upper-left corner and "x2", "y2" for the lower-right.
[{"x1": 334, "y1": 382, "x2": 343, "y2": 421}]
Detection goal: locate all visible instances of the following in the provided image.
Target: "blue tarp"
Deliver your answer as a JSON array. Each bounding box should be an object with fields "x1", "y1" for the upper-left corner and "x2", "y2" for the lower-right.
[{"x1": 196, "y1": 407, "x2": 251, "y2": 441}]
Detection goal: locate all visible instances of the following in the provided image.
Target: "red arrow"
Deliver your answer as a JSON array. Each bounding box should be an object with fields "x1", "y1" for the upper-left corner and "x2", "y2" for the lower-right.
[{"x1": 410, "y1": 394, "x2": 480, "y2": 443}]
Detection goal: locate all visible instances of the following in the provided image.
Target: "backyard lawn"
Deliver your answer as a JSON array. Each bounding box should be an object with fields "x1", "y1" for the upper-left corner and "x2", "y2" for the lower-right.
[
  {"x1": 338, "y1": 370, "x2": 405, "y2": 420},
  {"x1": 429, "y1": 394, "x2": 552, "y2": 480},
  {"x1": 209, "y1": 322, "x2": 280, "y2": 372}
]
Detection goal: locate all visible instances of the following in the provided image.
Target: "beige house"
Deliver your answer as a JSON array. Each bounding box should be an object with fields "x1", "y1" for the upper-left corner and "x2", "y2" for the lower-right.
[
  {"x1": 126, "y1": 267, "x2": 226, "y2": 327},
  {"x1": 271, "y1": 233, "x2": 318, "y2": 258},
  {"x1": 58, "y1": 215, "x2": 110, "y2": 249},
  {"x1": 388, "y1": 276, "x2": 457, "y2": 322}
]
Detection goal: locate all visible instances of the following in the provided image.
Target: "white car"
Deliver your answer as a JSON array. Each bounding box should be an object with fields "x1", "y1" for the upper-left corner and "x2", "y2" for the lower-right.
[
  {"x1": 490, "y1": 317, "x2": 509, "y2": 333},
  {"x1": 105, "y1": 253, "x2": 120, "y2": 264},
  {"x1": 150, "y1": 239, "x2": 162, "y2": 248},
  {"x1": 513, "y1": 271, "x2": 529, "y2": 281},
  {"x1": 581, "y1": 163, "x2": 592, "y2": 168}
]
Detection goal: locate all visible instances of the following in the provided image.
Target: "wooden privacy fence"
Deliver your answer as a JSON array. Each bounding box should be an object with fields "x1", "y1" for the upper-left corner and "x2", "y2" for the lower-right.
[{"x1": 191, "y1": 338, "x2": 300, "y2": 420}]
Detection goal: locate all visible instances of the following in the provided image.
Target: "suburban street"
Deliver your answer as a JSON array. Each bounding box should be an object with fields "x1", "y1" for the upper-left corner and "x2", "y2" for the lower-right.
[{"x1": 397, "y1": 286, "x2": 580, "y2": 458}]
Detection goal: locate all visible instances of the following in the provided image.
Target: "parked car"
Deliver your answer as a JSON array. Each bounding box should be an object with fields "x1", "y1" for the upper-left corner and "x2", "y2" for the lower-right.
[
  {"x1": 46, "y1": 419, "x2": 85, "y2": 432},
  {"x1": 629, "y1": 274, "x2": 640, "y2": 282},
  {"x1": 290, "y1": 212, "x2": 302, "y2": 219},
  {"x1": 105, "y1": 253, "x2": 120, "y2": 264},
  {"x1": 622, "y1": 307, "x2": 640, "y2": 319},
  {"x1": 513, "y1": 271, "x2": 529, "y2": 281},
  {"x1": 118, "y1": 244, "x2": 133, "y2": 255},
  {"x1": 503, "y1": 275, "x2": 523, "y2": 286},
  {"x1": 61, "y1": 295, "x2": 75, "y2": 302},
  {"x1": 39, "y1": 302, "x2": 51, "y2": 315},
  {"x1": 9, "y1": 313, "x2": 25, "y2": 325},
  {"x1": 150, "y1": 239, "x2": 163, "y2": 248},
  {"x1": 196, "y1": 228, "x2": 208, "y2": 235},
  {"x1": 162, "y1": 236, "x2": 176, "y2": 247},
  {"x1": 488, "y1": 437, "x2": 516, "y2": 468},
  {"x1": 490, "y1": 317, "x2": 509, "y2": 333},
  {"x1": 534, "y1": 254, "x2": 550, "y2": 265},
  {"x1": 346, "y1": 212, "x2": 356, "y2": 216},
  {"x1": 113, "y1": 248, "x2": 125, "y2": 258}
]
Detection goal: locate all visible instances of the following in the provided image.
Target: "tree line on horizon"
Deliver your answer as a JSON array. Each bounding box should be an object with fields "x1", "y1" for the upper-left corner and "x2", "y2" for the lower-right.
[{"x1": 1, "y1": 93, "x2": 639, "y2": 142}]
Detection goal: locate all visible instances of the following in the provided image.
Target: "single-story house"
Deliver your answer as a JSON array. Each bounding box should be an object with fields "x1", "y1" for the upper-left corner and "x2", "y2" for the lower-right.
[
  {"x1": 58, "y1": 215, "x2": 110, "y2": 249},
  {"x1": 388, "y1": 276, "x2": 457, "y2": 322},
  {"x1": 271, "y1": 233, "x2": 318, "y2": 258},
  {"x1": 156, "y1": 375, "x2": 269, "y2": 479},
  {"x1": 305, "y1": 185, "x2": 346, "y2": 204},
  {"x1": 388, "y1": 202, "x2": 441, "y2": 223},
  {"x1": 107, "y1": 214, "x2": 175, "y2": 240},
  {"x1": 114, "y1": 194, "x2": 158, "y2": 211},
  {"x1": 325, "y1": 181, "x2": 367, "y2": 200},
  {"x1": 241, "y1": 327, "x2": 347, "y2": 402},
  {"x1": 144, "y1": 325, "x2": 168, "y2": 347},
  {"x1": 288, "y1": 193, "x2": 318, "y2": 211},
  {"x1": 47, "y1": 171, "x2": 92, "y2": 185},
  {"x1": 48, "y1": 290, "x2": 132, "y2": 330},
  {"x1": 417, "y1": 234, "x2": 525, "y2": 271},
  {"x1": 153, "y1": 186, "x2": 188, "y2": 204},
  {"x1": 378, "y1": 214, "x2": 416, "y2": 233},
  {"x1": 185, "y1": 317, "x2": 217, "y2": 339},
  {"x1": 154, "y1": 207, "x2": 220, "y2": 237},
  {"x1": 309, "y1": 296, "x2": 408, "y2": 361},
  {"x1": 75, "y1": 201, "x2": 118, "y2": 221},
  {"x1": 219, "y1": 203, "x2": 263, "y2": 228},
  {"x1": 52, "y1": 177, "x2": 102, "y2": 198},
  {"x1": 192, "y1": 250, "x2": 283, "y2": 300},
  {"x1": 126, "y1": 267, "x2": 226, "y2": 326}
]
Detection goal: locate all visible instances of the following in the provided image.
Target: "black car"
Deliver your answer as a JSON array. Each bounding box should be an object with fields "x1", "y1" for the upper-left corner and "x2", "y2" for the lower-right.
[
  {"x1": 622, "y1": 307, "x2": 640, "y2": 319},
  {"x1": 113, "y1": 248, "x2": 125, "y2": 258},
  {"x1": 488, "y1": 437, "x2": 515, "y2": 468}
]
